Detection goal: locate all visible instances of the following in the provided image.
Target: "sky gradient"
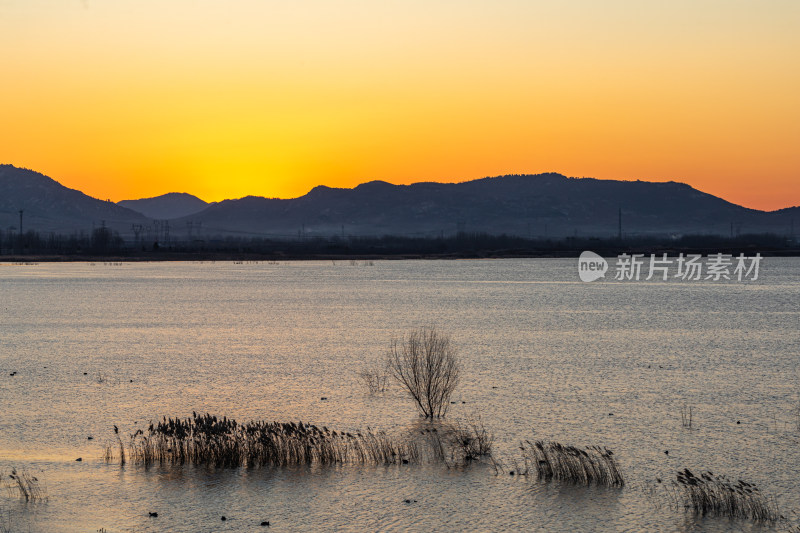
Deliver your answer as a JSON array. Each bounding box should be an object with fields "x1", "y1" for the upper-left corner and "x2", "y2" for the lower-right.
[{"x1": 2, "y1": 0, "x2": 798, "y2": 210}]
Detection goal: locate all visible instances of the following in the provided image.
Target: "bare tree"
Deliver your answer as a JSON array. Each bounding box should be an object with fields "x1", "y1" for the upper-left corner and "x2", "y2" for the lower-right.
[
  {"x1": 387, "y1": 326, "x2": 460, "y2": 418},
  {"x1": 357, "y1": 359, "x2": 389, "y2": 394}
]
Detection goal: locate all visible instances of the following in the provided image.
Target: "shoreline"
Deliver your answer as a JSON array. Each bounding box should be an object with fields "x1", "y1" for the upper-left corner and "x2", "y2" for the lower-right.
[{"x1": 1, "y1": 247, "x2": 800, "y2": 263}]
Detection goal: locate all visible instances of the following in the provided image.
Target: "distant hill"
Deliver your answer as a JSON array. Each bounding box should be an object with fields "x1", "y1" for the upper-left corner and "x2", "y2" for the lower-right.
[
  {"x1": 118, "y1": 193, "x2": 209, "y2": 220},
  {"x1": 179, "y1": 174, "x2": 798, "y2": 239},
  {"x1": 0, "y1": 165, "x2": 148, "y2": 236}
]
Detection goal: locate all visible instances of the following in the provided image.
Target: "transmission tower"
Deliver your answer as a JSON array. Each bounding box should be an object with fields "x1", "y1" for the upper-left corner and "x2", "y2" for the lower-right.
[{"x1": 131, "y1": 224, "x2": 143, "y2": 247}]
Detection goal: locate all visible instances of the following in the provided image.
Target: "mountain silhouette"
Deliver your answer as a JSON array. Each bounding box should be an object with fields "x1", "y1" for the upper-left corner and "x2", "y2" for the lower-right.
[
  {"x1": 118, "y1": 193, "x2": 209, "y2": 220},
  {"x1": 0, "y1": 165, "x2": 148, "y2": 235},
  {"x1": 177, "y1": 174, "x2": 798, "y2": 239},
  {"x1": 1, "y1": 164, "x2": 797, "y2": 239}
]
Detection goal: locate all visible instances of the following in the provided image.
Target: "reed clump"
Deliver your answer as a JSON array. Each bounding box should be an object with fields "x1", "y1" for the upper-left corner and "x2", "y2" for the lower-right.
[
  {"x1": 519, "y1": 440, "x2": 624, "y2": 487},
  {"x1": 1, "y1": 468, "x2": 46, "y2": 501},
  {"x1": 668, "y1": 469, "x2": 780, "y2": 522},
  {"x1": 106, "y1": 413, "x2": 418, "y2": 468},
  {"x1": 448, "y1": 416, "x2": 494, "y2": 464},
  {"x1": 419, "y1": 416, "x2": 494, "y2": 467}
]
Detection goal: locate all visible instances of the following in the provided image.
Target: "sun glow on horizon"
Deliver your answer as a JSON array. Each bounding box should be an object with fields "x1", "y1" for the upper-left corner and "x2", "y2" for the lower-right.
[{"x1": 2, "y1": 0, "x2": 798, "y2": 210}]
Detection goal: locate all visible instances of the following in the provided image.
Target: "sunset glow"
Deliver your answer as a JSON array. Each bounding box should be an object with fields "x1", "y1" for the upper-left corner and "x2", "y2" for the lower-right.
[{"x1": 2, "y1": 0, "x2": 798, "y2": 209}]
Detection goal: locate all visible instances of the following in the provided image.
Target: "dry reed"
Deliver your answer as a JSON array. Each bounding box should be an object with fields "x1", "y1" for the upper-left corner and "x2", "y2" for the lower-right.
[
  {"x1": 667, "y1": 469, "x2": 780, "y2": 522},
  {"x1": 519, "y1": 440, "x2": 624, "y2": 487},
  {"x1": 1, "y1": 468, "x2": 46, "y2": 501},
  {"x1": 105, "y1": 413, "x2": 418, "y2": 468},
  {"x1": 416, "y1": 416, "x2": 494, "y2": 467},
  {"x1": 448, "y1": 416, "x2": 494, "y2": 464},
  {"x1": 680, "y1": 404, "x2": 693, "y2": 429}
]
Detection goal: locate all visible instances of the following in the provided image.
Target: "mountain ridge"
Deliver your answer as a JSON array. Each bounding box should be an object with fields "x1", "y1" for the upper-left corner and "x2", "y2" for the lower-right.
[
  {"x1": 0, "y1": 164, "x2": 148, "y2": 235},
  {"x1": 1, "y1": 164, "x2": 797, "y2": 239},
  {"x1": 173, "y1": 173, "x2": 795, "y2": 238}
]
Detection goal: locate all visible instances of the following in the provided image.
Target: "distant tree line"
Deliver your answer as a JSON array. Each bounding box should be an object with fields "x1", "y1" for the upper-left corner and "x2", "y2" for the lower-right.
[
  {"x1": 0, "y1": 228, "x2": 796, "y2": 258},
  {"x1": 0, "y1": 225, "x2": 124, "y2": 255}
]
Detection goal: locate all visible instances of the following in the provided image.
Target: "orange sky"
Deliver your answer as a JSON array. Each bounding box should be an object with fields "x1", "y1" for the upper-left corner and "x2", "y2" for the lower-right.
[{"x1": 1, "y1": 1, "x2": 798, "y2": 210}]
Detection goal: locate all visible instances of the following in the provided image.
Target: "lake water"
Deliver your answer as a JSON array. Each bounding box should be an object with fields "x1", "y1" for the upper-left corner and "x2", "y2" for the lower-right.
[{"x1": 1, "y1": 259, "x2": 798, "y2": 532}]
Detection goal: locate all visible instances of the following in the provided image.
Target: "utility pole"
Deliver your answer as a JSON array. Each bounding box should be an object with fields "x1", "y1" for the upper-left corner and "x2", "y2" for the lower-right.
[
  {"x1": 618, "y1": 208, "x2": 622, "y2": 240},
  {"x1": 19, "y1": 210, "x2": 23, "y2": 235}
]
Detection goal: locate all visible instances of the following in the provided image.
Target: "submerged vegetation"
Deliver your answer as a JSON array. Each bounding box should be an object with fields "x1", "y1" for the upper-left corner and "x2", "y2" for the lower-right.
[
  {"x1": 1, "y1": 469, "x2": 46, "y2": 502},
  {"x1": 106, "y1": 413, "x2": 419, "y2": 468},
  {"x1": 104, "y1": 412, "x2": 503, "y2": 472},
  {"x1": 666, "y1": 469, "x2": 780, "y2": 523},
  {"x1": 98, "y1": 411, "x2": 800, "y2": 529},
  {"x1": 449, "y1": 415, "x2": 494, "y2": 463},
  {"x1": 419, "y1": 415, "x2": 495, "y2": 467},
  {"x1": 518, "y1": 440, "x2": 625, "y2": 487}
]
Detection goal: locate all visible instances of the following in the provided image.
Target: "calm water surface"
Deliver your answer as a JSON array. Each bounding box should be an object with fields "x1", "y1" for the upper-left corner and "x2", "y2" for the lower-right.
[{"x1": 1, "y1": 259, "x2": 798, "y2": 532}]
